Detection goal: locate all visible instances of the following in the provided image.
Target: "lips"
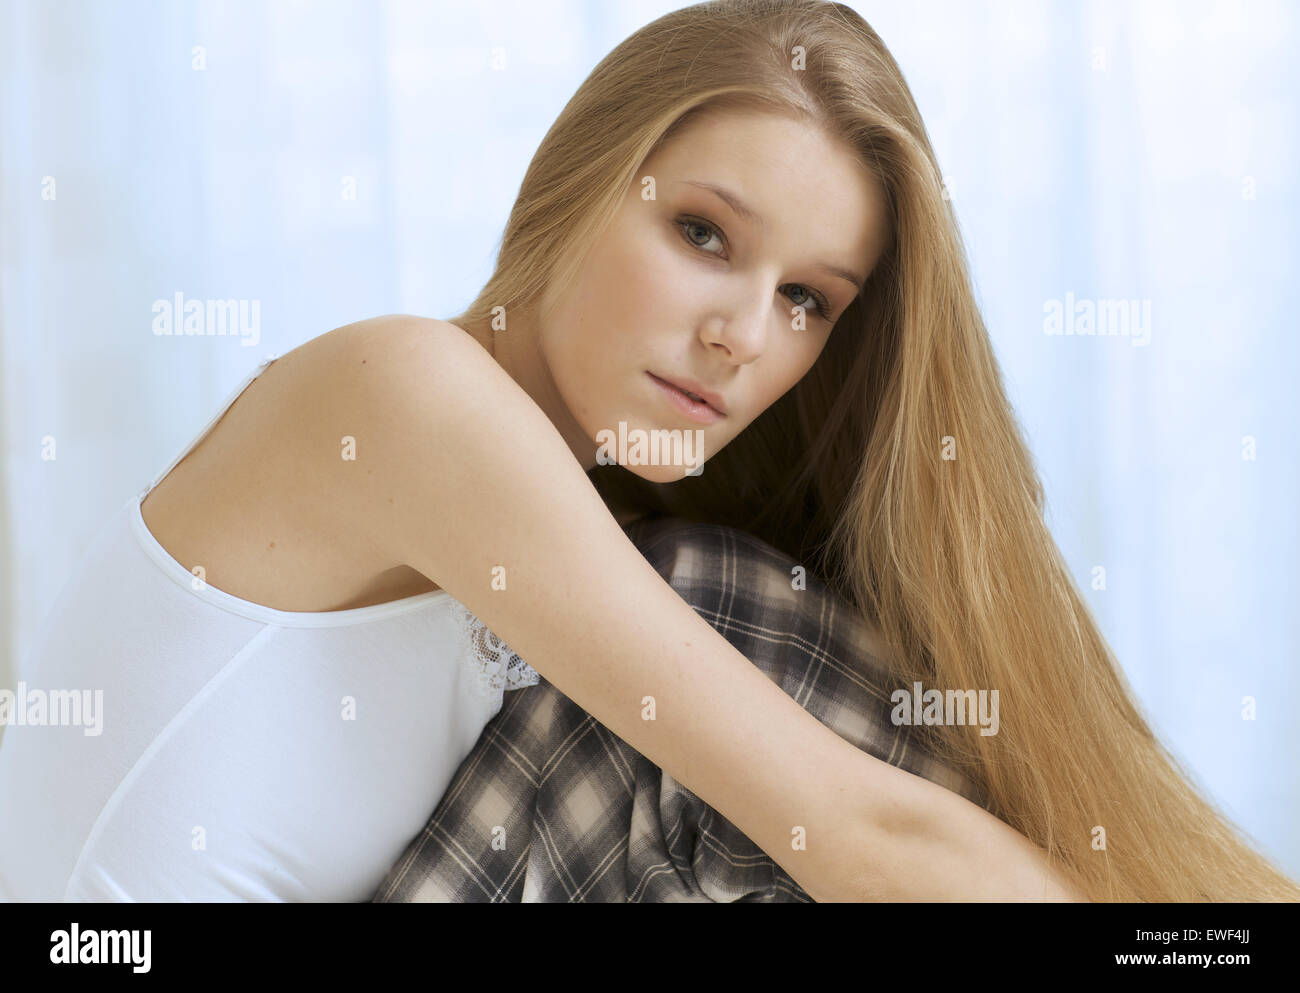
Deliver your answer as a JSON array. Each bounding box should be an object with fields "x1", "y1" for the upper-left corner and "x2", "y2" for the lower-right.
[{"x1": 649, "y1": 373, "x2": 727, "y2": 415}]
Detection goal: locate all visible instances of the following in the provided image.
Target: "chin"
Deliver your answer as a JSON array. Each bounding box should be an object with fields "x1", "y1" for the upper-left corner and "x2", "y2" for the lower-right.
[
  {"x1": 590, "y1": 418, "x2": 712, "y2": 484},
  {"x1": 626, "y1": 462, "x2": 700, "y2": 485}
]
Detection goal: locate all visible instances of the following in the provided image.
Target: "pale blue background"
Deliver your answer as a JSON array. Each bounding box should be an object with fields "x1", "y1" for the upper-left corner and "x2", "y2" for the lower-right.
[{"x1": 2, "y1": 0, "x2": 1297, "y2": 879}]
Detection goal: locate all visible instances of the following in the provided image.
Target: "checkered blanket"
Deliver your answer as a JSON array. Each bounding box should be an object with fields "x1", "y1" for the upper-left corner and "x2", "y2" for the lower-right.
[{"x1": 372, "y1": 516, "x2": 989, "y2": 902}]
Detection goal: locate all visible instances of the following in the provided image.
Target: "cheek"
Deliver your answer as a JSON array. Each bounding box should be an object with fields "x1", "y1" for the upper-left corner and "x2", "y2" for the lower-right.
[
  {"x1": 572, "y1": 225, "x2": 694, "y2": 369},
  {"x1": 614, "y1": 231, "x2": 683, "y2": 323},
  {"x1": 786, "y1": 333, "x2": 832, "y2": 386},
  {"x1": 739, "y1": 343, "x2": 824, "y2": 420},
  {"x1": 546, "y1": 248, "x2": 633, "y2": 362},
  {"x1": 794, "y1": 345, "x2": 825, "y2": 386}
]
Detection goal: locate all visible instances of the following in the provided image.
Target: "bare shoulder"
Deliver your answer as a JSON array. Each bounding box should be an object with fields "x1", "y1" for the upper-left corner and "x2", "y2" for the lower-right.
[
  {"x1": 336, "y1": 316, "x2": 653, "y2": 526},
  {"x1": 319, "y1": 313, "x2": 564, "y2": 560},
  {"x1": 137, "y1": 314, "x2": 482, "y2": 611},
  {"x1": 311, "y1": 313, "x2": 486, "y2": 373},
  {"x1": 319, "y1": 314, "x2": 500, "y2": 413},
  {"x1": 293, "y1": 313, "x2": 502, "y2": 444}
]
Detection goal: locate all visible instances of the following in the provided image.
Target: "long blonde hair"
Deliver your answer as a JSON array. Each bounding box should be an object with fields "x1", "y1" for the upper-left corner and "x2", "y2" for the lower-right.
[{"x1": 452, "y1": 0, "x2": 1299, "y2": 901}]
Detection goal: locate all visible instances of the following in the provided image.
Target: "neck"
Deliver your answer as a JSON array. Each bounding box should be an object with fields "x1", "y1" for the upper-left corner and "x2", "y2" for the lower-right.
[{"x1": 443, "y1": 311, "x2": 600, "y2": 473}]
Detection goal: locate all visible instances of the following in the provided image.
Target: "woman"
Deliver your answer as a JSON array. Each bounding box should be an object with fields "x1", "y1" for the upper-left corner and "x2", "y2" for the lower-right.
[{"x1": 0, "y1": 0, "x2": 1291, "y2": 902}]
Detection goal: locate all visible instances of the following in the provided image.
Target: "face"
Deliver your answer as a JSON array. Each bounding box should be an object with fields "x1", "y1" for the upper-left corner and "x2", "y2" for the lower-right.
[{"x1": 537, "y1": 105, "x2": 891, "y2": 482}]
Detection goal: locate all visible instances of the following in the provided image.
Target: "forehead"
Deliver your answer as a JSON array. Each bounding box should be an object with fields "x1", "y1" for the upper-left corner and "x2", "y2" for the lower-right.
[{"x1": 644, "y1": 106, "x2": 891, "y2": 285}]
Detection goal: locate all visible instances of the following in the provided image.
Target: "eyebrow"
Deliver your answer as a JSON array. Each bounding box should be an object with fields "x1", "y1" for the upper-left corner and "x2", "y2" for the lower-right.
[{"x1": 680, "y1": 179, "x2": 868, "y2": 292}]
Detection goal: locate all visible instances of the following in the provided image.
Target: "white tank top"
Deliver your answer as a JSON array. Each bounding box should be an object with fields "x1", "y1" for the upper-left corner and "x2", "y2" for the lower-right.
[{"x1": 0, "y1": 355, "x2": 539, "y2": 901}]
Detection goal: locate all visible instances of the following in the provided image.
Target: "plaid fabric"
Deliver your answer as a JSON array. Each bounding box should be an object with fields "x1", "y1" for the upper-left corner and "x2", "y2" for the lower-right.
[{"x1": 372, "y1": 515, "x2": 990, "y2": 903}]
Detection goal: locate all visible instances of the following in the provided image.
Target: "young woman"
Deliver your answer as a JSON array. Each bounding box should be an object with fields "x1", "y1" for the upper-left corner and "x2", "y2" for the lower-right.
[{"x1": 1, "y1": 0, "x2": 1293, "y2": 903}]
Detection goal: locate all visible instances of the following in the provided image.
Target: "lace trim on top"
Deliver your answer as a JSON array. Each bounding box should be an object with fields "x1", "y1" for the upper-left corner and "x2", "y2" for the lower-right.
[{"x1": 455, "y1": 604, "x2": 542, "y2": 697}]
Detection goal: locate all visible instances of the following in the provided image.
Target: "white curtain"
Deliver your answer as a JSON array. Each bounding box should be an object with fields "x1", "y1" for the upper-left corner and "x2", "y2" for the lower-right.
[{"x1": 3, "y1": 0, "x2": 1296, "y2": 879}]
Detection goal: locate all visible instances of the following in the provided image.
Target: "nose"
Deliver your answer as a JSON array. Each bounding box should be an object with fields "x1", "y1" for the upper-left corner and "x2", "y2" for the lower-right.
[{"x1": 700, "y1": 288, "x2": 770, "y2": 365}]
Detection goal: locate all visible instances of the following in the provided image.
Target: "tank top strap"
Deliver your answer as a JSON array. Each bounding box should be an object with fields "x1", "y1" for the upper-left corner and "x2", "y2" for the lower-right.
[{"x1": 137, "y1": 354, "x2": 280, "y2": 501}]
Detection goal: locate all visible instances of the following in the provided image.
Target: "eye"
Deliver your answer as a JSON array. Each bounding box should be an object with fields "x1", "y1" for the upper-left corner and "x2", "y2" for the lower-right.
[
  {"x1": 785, "y1": 285, "x2": 833, "y2": 322},
  {"x1": 679, "y1": 217, "x2": 724, "y2": 254},
  {"x1": 674, "y1": 215, "x2": 835, "y2": 322}
]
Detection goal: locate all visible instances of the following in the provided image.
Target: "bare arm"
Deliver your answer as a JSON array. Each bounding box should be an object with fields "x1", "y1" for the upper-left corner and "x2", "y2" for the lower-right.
[
  {"x1": 857, "y1": 774, "x2": 1088, "y2": 901},
  {"x1": 333, "y1": 317, "x2": 1084, "y2": 902}
]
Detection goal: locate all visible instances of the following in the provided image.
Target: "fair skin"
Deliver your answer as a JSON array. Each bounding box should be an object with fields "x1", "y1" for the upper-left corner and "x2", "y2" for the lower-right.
[
  {"x1": 140, "y1": 107, "x2": 1085, "y2": 901},
  {"x1": 452, "y1": 106, "x2": 885, "y2": 485}
]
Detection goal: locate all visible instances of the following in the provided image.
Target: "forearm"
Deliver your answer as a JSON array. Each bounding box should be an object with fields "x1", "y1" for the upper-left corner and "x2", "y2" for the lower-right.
[{"x1": 819, "y1": 752, "x2": 1087, "y2": 902}]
